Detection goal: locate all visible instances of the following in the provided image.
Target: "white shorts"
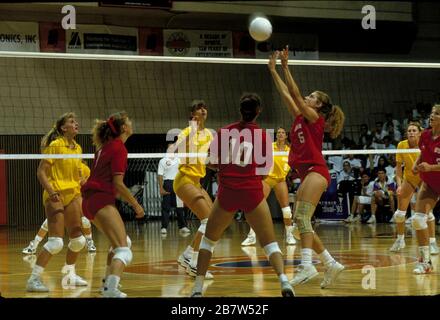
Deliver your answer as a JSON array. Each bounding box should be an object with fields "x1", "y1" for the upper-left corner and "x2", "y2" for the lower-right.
[
  {"x1": 176, "y1": 195, "x2": 184, "y2": 208},
  {"x1": 358, "y1": 196, "x2": 371, "y2": 205}
]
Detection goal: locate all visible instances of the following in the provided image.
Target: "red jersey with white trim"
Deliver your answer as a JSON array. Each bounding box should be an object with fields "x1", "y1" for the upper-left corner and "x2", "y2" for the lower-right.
[
  {"x1": 288, "y1": 115, "x2": 326, "y2": 168},
  {"x1": 81, "y1": 138, "x2": 128, "y2": 195},
  {"x1": 419, "y1": 129, "x2": 440, "y2": 189},
  {"x1": 210, "y1": 121, "x2": 273, "y2": 190}
]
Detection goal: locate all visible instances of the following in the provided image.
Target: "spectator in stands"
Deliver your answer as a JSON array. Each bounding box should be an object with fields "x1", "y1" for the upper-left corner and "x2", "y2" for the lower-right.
[
  {"x1": 372, "y1": 121, "x2": 385, "y2": 148},
  {"x1": 402, "y1": 109, "x2": 415, "y2": 131},
  {"x1": 367, "y1": 168, "x2": 396, "y2": 224},
  {"x1": 375, "y1": 155, "x2": 395, "y2": 181},
  {"x1": 382, "y1": 112, "x2": 401, "y2": 134},
  {"x1": 358, "y1": 123, "x2": 372, "y2": 148},
  {"x1": 328, "y1": 155, "x2": 343, "y2": 173},
  {"x1": 337, "y1": 161, "x2": 355, "y2": 184},
  {"x1": 345, "y1": 154, "x2": 362, "y2": 170},
  {"x1": 382, "y1": 124, "x2": 401, "y2": 146},
  {"x1": 345, "y1": 172, "x2": 374, "y2": 223}
]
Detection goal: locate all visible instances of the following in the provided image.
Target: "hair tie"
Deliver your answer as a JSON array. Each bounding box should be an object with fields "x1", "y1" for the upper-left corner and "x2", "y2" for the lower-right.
[{"x1": 107, "y1": 117, "x2": 117, "y2": 134}]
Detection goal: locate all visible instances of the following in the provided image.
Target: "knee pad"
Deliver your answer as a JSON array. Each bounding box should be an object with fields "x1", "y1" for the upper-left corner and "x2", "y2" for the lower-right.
[
  {"x1": 263, "y1": 242, "x2": 282, "y2": 259},
  {"x1": 199, "y1": 236, "x2": 218, "y2": 253},
  {"x1": 109, "y1": 235, "x2": 132, "y2": 252},
  {"x1": 393, "y1": 210, "x2": 407, "y2": 223},
  {"x1": 198, "y1": 218, "x2": 208, "y2": 234},
  {"x1": 411, "y1": 212, "x2": 428, "y2": 230},
  {"x1": 428, "y1": 211, "x2": 435, "y2": 222},
  {"x1": 112, "y1": 247, "x2": 133, "y2": 266},
  {"x1": 281, "y1": 206, "x2": 292, "y2": 219},
  {"x1": 295, "y1": 201, "x2": 315, "y2": 234},
  {"x1": 81, "y1": 216, "x2": 91, "y2": 229},
  {"x1": 41, "y1": 219, "x2": 48, "y2": 232},
  {"x1": 43, "y1": 237, "x2": 64, "y2": 255},
  {"x1": 68, "y1": 235, "x2": 86, "y2": 252}
]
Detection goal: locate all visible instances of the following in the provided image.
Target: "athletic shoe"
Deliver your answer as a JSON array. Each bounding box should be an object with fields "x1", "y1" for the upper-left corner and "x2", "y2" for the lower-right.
[
  {"x1": 290, "y1": 264, "x2": 318, "y2": 287},
  {"x1": 26, "y1": 276, "x2": 49, "y2": 292},
  {"x1": 179, "y1": 227, "x2": 191, "y2": 234},
  {"x1": 177, "y1": 253, "x2": 192, "y2": 268},
  {"x1": 160, "y1": 228, "x2": 167, "y2": 234},
  {"x1": 102, "y1": 287, "x2": 127, "y2": 298},
  {"x1": 321, "y1": 261, "x2": 345, "y2": 289},
  {"x1": 241, "y1": 234, "x2": 256, "y2": 246},
  {"x1": 389, "y1": 239, "x2": 406, "y2": 252},
  {"x1": 366, "y1": 215, "x2": 376, "y2": 224},
  {"x1": 63, "y1": 274, "x2": 88, "y2": 287},
  {"x1": 413, "y1": 260, "x2": 433, "y2": 274},
  {"x1": 186, "y1": 263, "x2": 214, "y2": 280},
  {"x1": 429, "y1": 242, "x2": 439, "y2": 255},
  {"x1": 281, "y1": 281, "x2": 295, "y2": 297},
  {"x1": 22, "y1": 241, "x2": 37, "y2": 255},
  {"x1": 86, "y1": 239, "x2": 96, "y2": 252}
]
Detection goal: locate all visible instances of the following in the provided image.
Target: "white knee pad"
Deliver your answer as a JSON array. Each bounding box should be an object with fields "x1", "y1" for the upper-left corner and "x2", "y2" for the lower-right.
[
  {"x1": 428, "y1": 211, "x2": 435, "y2": 222},
  {"x1": 41, "y1": 219, "x2": 48, "y2": 232},
  {"x1": 411, "y1": 212, "x2": 428, "y2": 230},
  {"x1": 68, "y1": 235, "x2": 86, "y2": 252},
  {"x1": 282, "y1": 206, "x2": 292, "y2": 219},
  {"x1": 112, "y1": 247, "x2": 133, "y2": 266},
  {"x1": 109, "y1": 235, "x2": 132, "y2": 253},
  {"x1": 263, "y1": 241, "x2": 282, "y2": 259},
  {"x1": 43, "y1": 237, "x2": 64, "y2": 255},
  {"x1": 199, "y1": 236, "x2": 218, "y2": 253},
  {"x1": 81, "y1": 216, "x2": 91, "y2": 229},
  {"x1": 393, "y1": 210, "x2": 407, "y2": 223},
  {"x1": 198, "y1": 218, "x2": 208, "y2": 234}
]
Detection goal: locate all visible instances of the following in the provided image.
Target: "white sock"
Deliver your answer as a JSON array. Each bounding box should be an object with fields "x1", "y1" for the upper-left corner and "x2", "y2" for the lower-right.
[
  {"x1": 84, "y1": 234, "x2": 92, "y2": 240},
  {"x1": 184, "y1": 245, "x2": 194, "y2": 257},
  {"x1": 429, "y1": 237, "x2": 436, "y2": 244},
  {"x1": 285, "y1": 225, "x2": 293, "y2": 232},
  {"x1": 248, "y1": 228, "x2": 256, "y2": 237},
  {"x1": 34, "y1": 235, "x2": 43, "y2": 246},
  {"x1": 193, "y1": 275, "x2": 205, "y2": 293},
  {"x1": 420, "y1": 246, "x2": 430, "y2": 262},
  {"x1": 301, "y1": 248, "x2": 313, "y2": 266},
  {"x1": 191, "y1": 251, "x2": 199, "y2": 266},
  {"x1": 279, "y1": 273, "x2": 288, "y2": 283},
  {"x1": 105, "y1": 274, "x2": 120, "y2": 291},
  {"x1": 410, "y1": 210, "x2": 415, "y2": 217},
  {"x1": 31, "y1": 264, "x2": 44, "y2": 278},
  {"x1": 318, "y1": 250, "x2": 335, "y2": 267},
  {"x1": 397, "y1": 234, "x2": 405, "y2": 241}
]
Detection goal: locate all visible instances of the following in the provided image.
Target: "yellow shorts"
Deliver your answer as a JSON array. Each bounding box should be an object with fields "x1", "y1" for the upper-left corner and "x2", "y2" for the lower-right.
[
  {"x1": 43, "y1": 187, "x2": 81, "y2": 207},
  {"x1": 173, "y1": 171, "x2": 202, "y2": 193},
  {"x1": 404, "y1": 175, "x2": 421, "y2": 190},
  {"x1": 264, "y1": 176, "x2": 285, "y2": 189}
]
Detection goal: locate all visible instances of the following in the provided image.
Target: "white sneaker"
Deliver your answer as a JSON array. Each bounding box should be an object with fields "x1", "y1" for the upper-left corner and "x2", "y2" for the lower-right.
[
  {"x1": 281, "y1": 281, "x2": 295, "y2": 297},
  {"x1": 430, "y1": 242, "x2": 439, "y2": 255},
  {"x1": 179, "y1": 227, "x2": 191, "y2": 234},
  {"x1": 352, "y1": 215, "x2": 360, "y2": 223},
  {"x1": 286, "y1": 231, "x2": 296, "y2": 245},
  {"x1": 389, "y1": 239, "x2": 406, "y2": 252},
  {"x1": 241, "y1": 234, "x2": 256, "y2": 246},
  {"x1": 290, "y1": 264, "x2": 318, "y2": 287},
  {"x1": 160, "y1": 228, "x2": 167, "y2": 234},
  {"x1": 27, "y1": 276, "x2": 49, "y2": 292},
  {"x1": 366, "y1": 215, "x2": 376, "y2": 224},
  {"x1": 99, "y1": 278, "x2": 122, "y2": 295},
  {"x1": 190, "y1": 289, "x2": 202, "y2": 297},
  {"x1": 186, "y1": 263, "x2": 214, "y2": 280},
  {"x1": 22, "y1": 241, "x2": 37, "y2": 255},
  {"x1": 177, "y1": 253, "x2": 192, "y2": 268},
  {"x1": 413, "y1": 260, "x2": 433, "y2": 274},
  {"x1": 86, "y1": 239, "x2": 96, "y2": 252},
  {"x1": 321, "y1": 261, "x2": 345, "y2": 289},
  {"x1": 344, "y1": 215, "x2": 354, "y2": 223},
  {"x1": 102, "y1": 287, "x2": 127, "y2": 298},
  {"x1": 63, "y1": 274, "x2": 88, "y2": 287}
]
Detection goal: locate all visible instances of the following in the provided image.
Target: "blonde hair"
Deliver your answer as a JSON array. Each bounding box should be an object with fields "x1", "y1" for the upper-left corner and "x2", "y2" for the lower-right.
[
  {"x1": 314, "y1": 90, "x2": 345, "y2": 139},
  {"x1": 406, "y1": 121, "x2": 422, "y2": 132},
  {"x1": 92, "y1": 111, "x2": 129, "y2": 150},
  {"x1": 41, "y1": 112, "x2": 76, "y2": 150}
]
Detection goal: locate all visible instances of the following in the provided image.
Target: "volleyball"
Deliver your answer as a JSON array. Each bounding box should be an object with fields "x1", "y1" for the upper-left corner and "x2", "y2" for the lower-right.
[{"x1": 249, "y1": 17, "x2": 272, "y2": 42}]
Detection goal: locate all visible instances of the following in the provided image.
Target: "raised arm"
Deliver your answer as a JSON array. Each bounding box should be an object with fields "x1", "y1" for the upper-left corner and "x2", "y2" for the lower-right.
[
  {"x1": 268, "y1": 51, "x2": 300, "y2": 117},
  {"x1": 280, "y1": 46, "x2": 319, "y2": 123}
]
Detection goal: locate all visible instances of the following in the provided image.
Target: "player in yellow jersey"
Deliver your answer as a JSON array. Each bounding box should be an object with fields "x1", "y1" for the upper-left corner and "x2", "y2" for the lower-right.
[
  {"x1": 174, "y1": 100, "x2": 215, "y2": 279},
  {"x1": 242, "y1": 127, "x2": 297, "y2": 246},
  {"x1": 22, "y1": 162, "x2": 97, "y2": 255},
  {"x1": 390, "y1": 122, "x2": 438, "y2": 254},
  {"x1": 26, "y1": 113, "x2": 89, "y2": 292}
]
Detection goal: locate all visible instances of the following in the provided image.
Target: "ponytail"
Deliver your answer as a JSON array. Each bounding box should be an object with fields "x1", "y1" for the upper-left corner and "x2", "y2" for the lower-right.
[
  {"x1": 92, "y1": 111, "x2": 128, "y2": 149},
  {"x1": 41, "y1": 112, "x2": 76, "y2": 151},
  {"x1": 327, "y1": 105, "x2": 345, "y2": 139}
]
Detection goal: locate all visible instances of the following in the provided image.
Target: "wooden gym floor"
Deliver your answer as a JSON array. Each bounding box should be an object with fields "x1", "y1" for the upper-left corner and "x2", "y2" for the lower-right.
[{"x1": 0, "y1": 220, "x2": 439, "y2": 298}]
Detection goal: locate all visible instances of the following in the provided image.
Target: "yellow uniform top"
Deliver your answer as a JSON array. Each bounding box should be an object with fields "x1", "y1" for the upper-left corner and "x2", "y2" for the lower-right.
[
  {"x1": 43, "y1": 136, "x2": 83, "y2": 192},
  {"x1": 177, "y1": 126, "x2": 213, "y2": 178},
  {"x1": 396, "y1": 139, "x2": 421, "y2": 184},
  {"x1": 75, "y1": 162, "x2": 91, "y2": 183},
  {"x1": 268, "y1": 142, "x2": 290, "y2": 180}
]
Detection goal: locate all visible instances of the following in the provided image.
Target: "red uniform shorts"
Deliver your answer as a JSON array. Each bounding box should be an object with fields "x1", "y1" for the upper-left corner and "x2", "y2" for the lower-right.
[
  {"x1": 217, "y1": 185, "x2": 264, "y2": 213},
  {"x1": 421, "y1": 173, "x2": 440, "y2": 196},
  {"x1": 295, "y1": 163, "x2": 331, "y2": 186},
  {"x1": 82, "y1": 191, "x2": 115, "y2": 220}
]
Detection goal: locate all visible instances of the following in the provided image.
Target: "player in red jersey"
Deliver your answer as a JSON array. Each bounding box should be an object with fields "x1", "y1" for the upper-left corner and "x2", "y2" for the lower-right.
[
  {"x1": 411, "y1": 104, "x2": 440, "y2": 274},
  {"x1": 82, "y1": 111, "x2": 145, "y2": 297},
  {"x1": 269, "y1": 47, "x2": 345, "y2": 289},
  {"x1": 191, "y1": 93, "x2": 294, "y2": 297}
]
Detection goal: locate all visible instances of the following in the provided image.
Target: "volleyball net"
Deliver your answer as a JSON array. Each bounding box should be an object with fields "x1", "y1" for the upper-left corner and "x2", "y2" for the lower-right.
[{"x1": 0, "y1": 51, "x2": 439, "y2": 226}]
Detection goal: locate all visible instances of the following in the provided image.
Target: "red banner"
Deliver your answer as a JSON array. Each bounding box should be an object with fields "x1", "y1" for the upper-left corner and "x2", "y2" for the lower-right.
[
  {"x1": 232, "y1": 31, "x2": 255, "y2": 58},
  {"x1": 139, "y1": 27, "x2": 163, "y2": 55},
  {"x1": 39, "y1": 22, "x2": 66, "y2": 53}
]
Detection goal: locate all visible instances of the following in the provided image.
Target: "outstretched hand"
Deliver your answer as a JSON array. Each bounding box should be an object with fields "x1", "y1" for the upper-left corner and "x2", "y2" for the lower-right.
[
  {"x1": 268, "y1": 51, "x2": 279, "y2": 72},
  {"x1": 280, "y1": 45, "x2": 289, "y2": 68}
]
